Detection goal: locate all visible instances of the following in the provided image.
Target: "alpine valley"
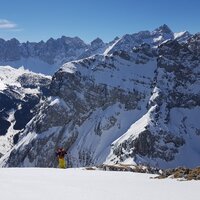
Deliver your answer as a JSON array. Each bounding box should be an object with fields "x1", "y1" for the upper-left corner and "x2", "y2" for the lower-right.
[{"x1": 0, "y1": 25, "x2": 200, "y2": 169}]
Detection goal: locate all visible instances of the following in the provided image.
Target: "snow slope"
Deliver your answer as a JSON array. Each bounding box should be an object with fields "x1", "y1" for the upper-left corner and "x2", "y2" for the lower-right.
[
  {"x1": 0, "y1": 65, "x2": 50, "y2": 90},
  {"x1": 0, "y1": 66, "x2": 51, "y2": 156},
  {"x1": 0, "y1": 168, "x2": 199, "y2": 200}
]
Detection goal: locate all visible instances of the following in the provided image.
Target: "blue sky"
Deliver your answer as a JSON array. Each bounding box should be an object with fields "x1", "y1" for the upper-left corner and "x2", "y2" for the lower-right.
[{"x1": 0, "y1": 0, "x2": 199, "y2": 43}]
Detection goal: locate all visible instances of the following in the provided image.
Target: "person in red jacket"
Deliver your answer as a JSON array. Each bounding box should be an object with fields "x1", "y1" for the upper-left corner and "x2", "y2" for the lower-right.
[{"x1": 56, "y1": 148, "x2": 67, "y2": 169}]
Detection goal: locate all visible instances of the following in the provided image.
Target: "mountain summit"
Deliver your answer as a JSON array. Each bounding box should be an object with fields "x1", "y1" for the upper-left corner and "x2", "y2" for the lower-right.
[
  {"x1": 0, "y1": 25, "x2": 191, "y2": 75},
  {"x1": 154, "y1": 24, "x2": 173, "y2": 34},
  {"x1": 0, "y1": 26, "x2": 199, "y2": 169}
]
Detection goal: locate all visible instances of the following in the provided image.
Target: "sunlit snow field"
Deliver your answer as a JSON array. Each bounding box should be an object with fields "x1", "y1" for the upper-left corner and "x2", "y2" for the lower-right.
[{"x1": 0, "y1": 168, "x2": 199, "y2": 200}]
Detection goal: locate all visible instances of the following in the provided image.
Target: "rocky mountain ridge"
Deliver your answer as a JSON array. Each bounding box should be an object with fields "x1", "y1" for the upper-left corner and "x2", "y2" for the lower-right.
[
  {"x1": 0, "y1": 25, "x2": 199, "y2": 169},
  {"x1": 0, "y1": 24, "x2": 191, "y2": 75}
]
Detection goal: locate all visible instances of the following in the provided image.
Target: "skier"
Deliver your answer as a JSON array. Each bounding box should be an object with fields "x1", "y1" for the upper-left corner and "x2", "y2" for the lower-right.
[{"x1": 56, "y1": 148, "x2": 67, "y2": 169}]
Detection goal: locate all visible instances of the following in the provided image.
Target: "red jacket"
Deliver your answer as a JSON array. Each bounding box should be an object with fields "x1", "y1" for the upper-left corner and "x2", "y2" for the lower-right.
[{"x1": 56, "y1": 148, "x2": 67, "y2": 159}]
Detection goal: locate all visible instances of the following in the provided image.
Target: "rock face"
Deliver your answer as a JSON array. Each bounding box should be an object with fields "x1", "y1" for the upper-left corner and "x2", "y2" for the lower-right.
[
  {"x1": 0, "y1": 66, "x2": 51, "y2": 156},
  {"x1": 107, "y1": 37, "x2": 200, "y2": 169},
  {"x1": 0, "y1": 26, "x2": 199, "y2": 169}
]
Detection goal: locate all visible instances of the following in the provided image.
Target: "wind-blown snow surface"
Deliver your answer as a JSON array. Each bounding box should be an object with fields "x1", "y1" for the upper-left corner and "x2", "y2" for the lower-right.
[{"x1": 0, "y1": 168, "x2": 199, "y2": 200}]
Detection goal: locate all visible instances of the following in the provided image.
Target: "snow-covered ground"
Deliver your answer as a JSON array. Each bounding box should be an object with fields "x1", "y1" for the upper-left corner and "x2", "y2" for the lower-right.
[{"x1": 0, "y1": 168, "x2": 199, "y2": 200}]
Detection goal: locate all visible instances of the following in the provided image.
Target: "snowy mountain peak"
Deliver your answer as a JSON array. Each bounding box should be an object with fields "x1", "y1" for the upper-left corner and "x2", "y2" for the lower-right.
[
  {"x1": 91, "y1": 37, "x2": 104, "y2": 48},
  {"x1": 154, "y1": 24, "x2": 173, "y2": 34},
  {"x1": 60, "y1": 36, "x2": 86, "y2": 46},
  {"x1": 174, "y1": 31, "x2": 192, "y2": 43},
  {"x1": 103, "y1": 25, "x2": 176, "y2": 55}
]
